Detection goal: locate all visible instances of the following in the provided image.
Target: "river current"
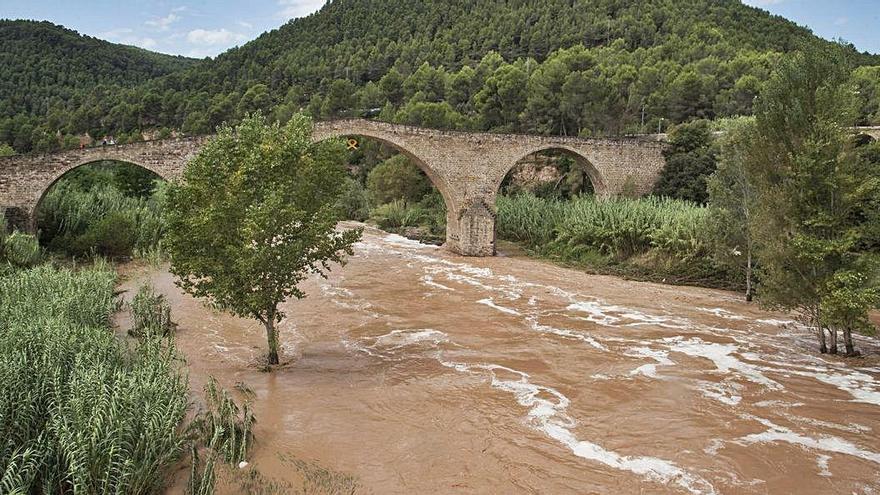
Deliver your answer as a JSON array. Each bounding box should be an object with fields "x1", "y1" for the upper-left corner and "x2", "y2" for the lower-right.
[{"x1": 121, "y1": 223, "x2": 880, "y2": 494}]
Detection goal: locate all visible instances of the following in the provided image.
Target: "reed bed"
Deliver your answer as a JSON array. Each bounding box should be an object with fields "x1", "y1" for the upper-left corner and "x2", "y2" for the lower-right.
[
  {"x1": 497, "y1": 193, "x2": 712, "y2": 261},
  {"x1": 37, "y1": 181, "x2": 165, "y2": 256},
  {"x1": 0, "y1": 264, "x2": 188, "y2": 494}
]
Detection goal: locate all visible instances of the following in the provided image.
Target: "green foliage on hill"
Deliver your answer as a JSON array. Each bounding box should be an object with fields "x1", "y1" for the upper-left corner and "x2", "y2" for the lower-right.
[
  {"x1": 2, "y1": 0, "x2": 880, "y2": 153},
  {"x1": 0, "y1": 20, "x2": 196, "y2": 152}
]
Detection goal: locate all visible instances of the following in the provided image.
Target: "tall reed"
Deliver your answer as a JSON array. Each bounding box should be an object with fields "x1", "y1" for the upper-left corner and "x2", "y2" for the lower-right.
[
  {"x1": 0, "y1": 264, "x2": 188, "y2": 494},
  {"x1": 497, "y1": 193, "x2": 711, "y2": 260}
]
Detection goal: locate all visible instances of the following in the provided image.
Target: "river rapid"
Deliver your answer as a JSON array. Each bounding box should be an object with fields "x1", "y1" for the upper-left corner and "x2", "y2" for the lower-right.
[{"x1": 120, "y1": 223, "x2": 880, "y2": 494}]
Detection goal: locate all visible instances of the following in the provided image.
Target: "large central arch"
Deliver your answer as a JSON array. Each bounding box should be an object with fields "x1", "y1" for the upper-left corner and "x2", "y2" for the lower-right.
[{"x1": 311, "y1": 120, "x2": 477, "y2": 254}]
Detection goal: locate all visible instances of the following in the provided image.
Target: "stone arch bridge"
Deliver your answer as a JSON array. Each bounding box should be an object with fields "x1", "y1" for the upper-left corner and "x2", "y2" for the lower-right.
[{"x1": 0, "y1": 119, "x2": 666, "y2": 256}]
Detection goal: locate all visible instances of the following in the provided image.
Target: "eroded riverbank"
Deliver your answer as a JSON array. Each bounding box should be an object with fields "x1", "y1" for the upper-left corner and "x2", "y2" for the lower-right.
[{"x1": 119, "y1": 223, "x2": 880, "y2": 494}]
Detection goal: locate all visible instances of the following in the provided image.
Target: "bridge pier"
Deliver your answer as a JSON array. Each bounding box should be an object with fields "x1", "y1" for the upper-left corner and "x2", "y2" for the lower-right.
[
  {"x1": 449, "y1": 199, "x2": 497, "y2": 256},
  {"x1": 2, "y1": 207, "x2": 30, "y2": 233}
]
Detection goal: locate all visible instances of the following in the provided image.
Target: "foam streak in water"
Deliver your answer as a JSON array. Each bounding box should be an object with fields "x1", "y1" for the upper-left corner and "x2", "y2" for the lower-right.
[{"x1": 440, "y1": 360, "x2": 716, "y2": 495}]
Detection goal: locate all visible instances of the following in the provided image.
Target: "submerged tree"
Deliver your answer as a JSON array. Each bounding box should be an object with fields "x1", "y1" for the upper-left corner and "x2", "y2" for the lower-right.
[
  {"x1": 748, "y1": 45, "x2": 880, "y2": 355},
  {"x1": 164, "y1": 113, "x2": 362, "y2": 365}
]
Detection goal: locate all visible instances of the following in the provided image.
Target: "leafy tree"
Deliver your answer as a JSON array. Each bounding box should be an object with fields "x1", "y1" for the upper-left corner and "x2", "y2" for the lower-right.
[
  {"x1": 748, "y1": 45, "x2": 880, "y2": 355},
  {"x1": 320, "y1": 79, "x2": 358, "y2": 117},
  {"x1": 653, "y1": 120, "x2": 717, "y2": 203},
  {"x1": 164, "y1": 114, "x2": 362, "y2": 365},
  {"x1": 394, "y1": 101, "x2": 463, "y2": 129},
  {"x1": 366, "y1": 155, "x2": 432, "y2": 207},
  {"x1": 474, "y1": 64, "x2": 527, "y2": 130},
  {"x1": 707, "y1": 117, "x2": 758, "y2": 301},
  {"x1": 0, "y1": 143, "x2": 14, "y2": 157}
]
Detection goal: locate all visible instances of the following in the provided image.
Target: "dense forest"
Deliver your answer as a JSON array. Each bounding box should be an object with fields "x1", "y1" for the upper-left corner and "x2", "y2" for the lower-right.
[
  {"x1": 2, "y1": 0, "x2": 880, "y2": 153},
  {"x1": 0, "y1": 20, "x2": 196, "y2": 151}
]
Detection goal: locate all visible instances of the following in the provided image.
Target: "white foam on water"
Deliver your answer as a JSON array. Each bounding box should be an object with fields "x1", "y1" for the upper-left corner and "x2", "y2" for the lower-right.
[
  {"x1": 756, "y1": 318, "x2": 799, "y2": 327},
  {"x1": 697, "y1": 307, "x2": 747, "y2": 320},
  {"x1": 810, "y1": 370, "x2": 880, "y2": 406},
  {"x1": 696, "y1": 380, "x2": 742, "y2": 406},
  {"x1": 754, "y1": 400, "x2": 804, "y2": 409},
  {"x1": 703, "y1": 439, "x2": 725, "y2": 456},
  {"x1": 754, "y1": 362, "x2": 880, "y2": 406},
  {"x1": 528, "y1": 318, "x2": 609, "y2": 351},
  {"x1": 476, "y1": 298, "x2": 521, "y2": 316},
  {"x1": 439, "y1": 360, "x2": 716, "y2": 495},
  {"x1": 372, "y1": 329, "x2": 449, "y2": 349},
  {"x1": 625, "y1": 347, "x2": 675, "y2": 379},
  {"x1": 737, "y1": 415, "x2": 880, "y2": 465},
  {"x1": 566, "y1": 301, "x2": 622, "y2": 326},
  {"x1": 382, "y1": 233, "x2": 439, "y2": 249},
  {"x1": 816, "y1": 455, "x2": 832, "y2": 477},
  {"x1": 780, "y1": 413, "x2": 872, "y2": 435},
  {"x1": 421, "y1": 275, "x2": 455, "y2": 291},
  {"x1": 567, "y1": 301, "x2": 691, "y2": 330},
  {"x1": 664, "y1": 337, "x2": 782, "y2": 390}
]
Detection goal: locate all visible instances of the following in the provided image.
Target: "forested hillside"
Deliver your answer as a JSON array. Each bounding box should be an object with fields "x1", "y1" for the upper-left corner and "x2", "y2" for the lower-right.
[
  {"x1": 0, "y1": 20, "x2": 197, "y2": 151},
  {"x1": 2, "y1": 0, "x2": 879, "y2": 153}
]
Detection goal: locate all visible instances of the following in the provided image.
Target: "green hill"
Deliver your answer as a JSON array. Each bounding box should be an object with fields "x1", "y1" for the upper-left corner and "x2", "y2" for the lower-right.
[
  {"x1": 0, "y1": 20, "x2": 197, "y2": 151},
  {"x1": 2, "y1": 1, "x2": 879, "y2": 152}
]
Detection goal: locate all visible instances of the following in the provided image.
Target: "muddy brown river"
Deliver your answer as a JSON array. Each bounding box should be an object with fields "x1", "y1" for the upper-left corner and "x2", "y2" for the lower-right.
[{"x1": 121, "y1": 223, "x2": 880, "y2": 494}]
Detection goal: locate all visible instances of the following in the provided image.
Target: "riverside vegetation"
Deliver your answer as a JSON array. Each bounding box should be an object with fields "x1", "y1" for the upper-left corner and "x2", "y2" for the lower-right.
[{"x1": 0, "y1": 236, "x2": 274, "y2": 493}]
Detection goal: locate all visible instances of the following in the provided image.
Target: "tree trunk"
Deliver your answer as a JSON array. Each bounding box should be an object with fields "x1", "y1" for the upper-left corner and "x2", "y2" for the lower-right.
[
  {"x1": 843, "y1": 326, "x2": 857, "y2": 357},
  {"x1": 745, "y1": 252, "x2": 753, "y2": 302},
  {"x1": 817, "y1": 325, "x2": 828, "y2": 354},
  {"x1": 264, "y1": 318, "x2": 280, "y2": 365},
  {"x1": 827, "y1": 326, "x2": 838, "y2": 355}
]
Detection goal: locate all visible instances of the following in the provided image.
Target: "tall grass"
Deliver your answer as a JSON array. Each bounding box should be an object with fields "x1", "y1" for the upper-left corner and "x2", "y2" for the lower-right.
[
  {"x1": 498, "y1": 194, "x2": 711, "y2": 260},
  {"x1": 0, "y1": 264, "x2": 189, "y2": 494},
  {"x1": 129, "y1": 283, "x2": 175, "y2": 337},
  {"x1": 496, "y1": 192, "x2": 723, "y2": 287},
  {"x1": 37, "y1": 180, "x2": 166, "y2": 257},
  {"x1": 1, "y1": 230, "x2": 42, "y2": 268}
]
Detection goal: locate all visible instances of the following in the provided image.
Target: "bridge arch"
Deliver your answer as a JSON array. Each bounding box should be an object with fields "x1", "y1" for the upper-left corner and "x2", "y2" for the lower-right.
[
  {"x1": 29, "y1": 158, "x2": 167, "y2": 231},
  {"x1": 311, "y1": 125, "x2": 456, "y2": 211},
  {"x1": 498, "y1": 145, "x2": 607, "y2": 198}
]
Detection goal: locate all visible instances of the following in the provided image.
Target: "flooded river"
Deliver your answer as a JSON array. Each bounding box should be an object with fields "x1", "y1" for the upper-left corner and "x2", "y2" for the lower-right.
[{"x1": 122, "y1": 223, "x2": 880, "y2": 494}]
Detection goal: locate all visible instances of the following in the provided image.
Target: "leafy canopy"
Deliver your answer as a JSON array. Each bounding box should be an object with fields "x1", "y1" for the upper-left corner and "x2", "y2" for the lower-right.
[{"x1": 163, "y1": 113, "x2": 362, "y2": 326}]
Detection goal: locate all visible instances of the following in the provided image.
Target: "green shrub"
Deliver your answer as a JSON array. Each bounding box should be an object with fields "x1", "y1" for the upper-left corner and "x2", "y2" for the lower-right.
[
  {"x1": 371, "y1": 200, "x2": 426, "y2": 229},
  {"x1": 336, "y1": 177, "x2": 370, "y2": 221},
  {"x1": 73, "y1": 211, "x2": 138, "y2": 257},
  {"x1": 129, "y1": 283, "x2": 174, "y2": 337},
  {"x1": 2, "y1": 231, "x2": 42, "y2": 268},
  {"x1": 366, "y1": 155, "x2": 432, "y2": 206}
]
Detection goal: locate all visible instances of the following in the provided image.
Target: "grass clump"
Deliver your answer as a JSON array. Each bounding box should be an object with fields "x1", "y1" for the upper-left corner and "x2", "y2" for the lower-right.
[
  {"x1": 129, "y1": 283, "x2": 175, "y2": 337},
  {"x1": 187, "y1": 377, "x2": 256, "y2": 495},
  {"x1": 1, "y1": 230, "x2": 42, "y2": 268}
]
